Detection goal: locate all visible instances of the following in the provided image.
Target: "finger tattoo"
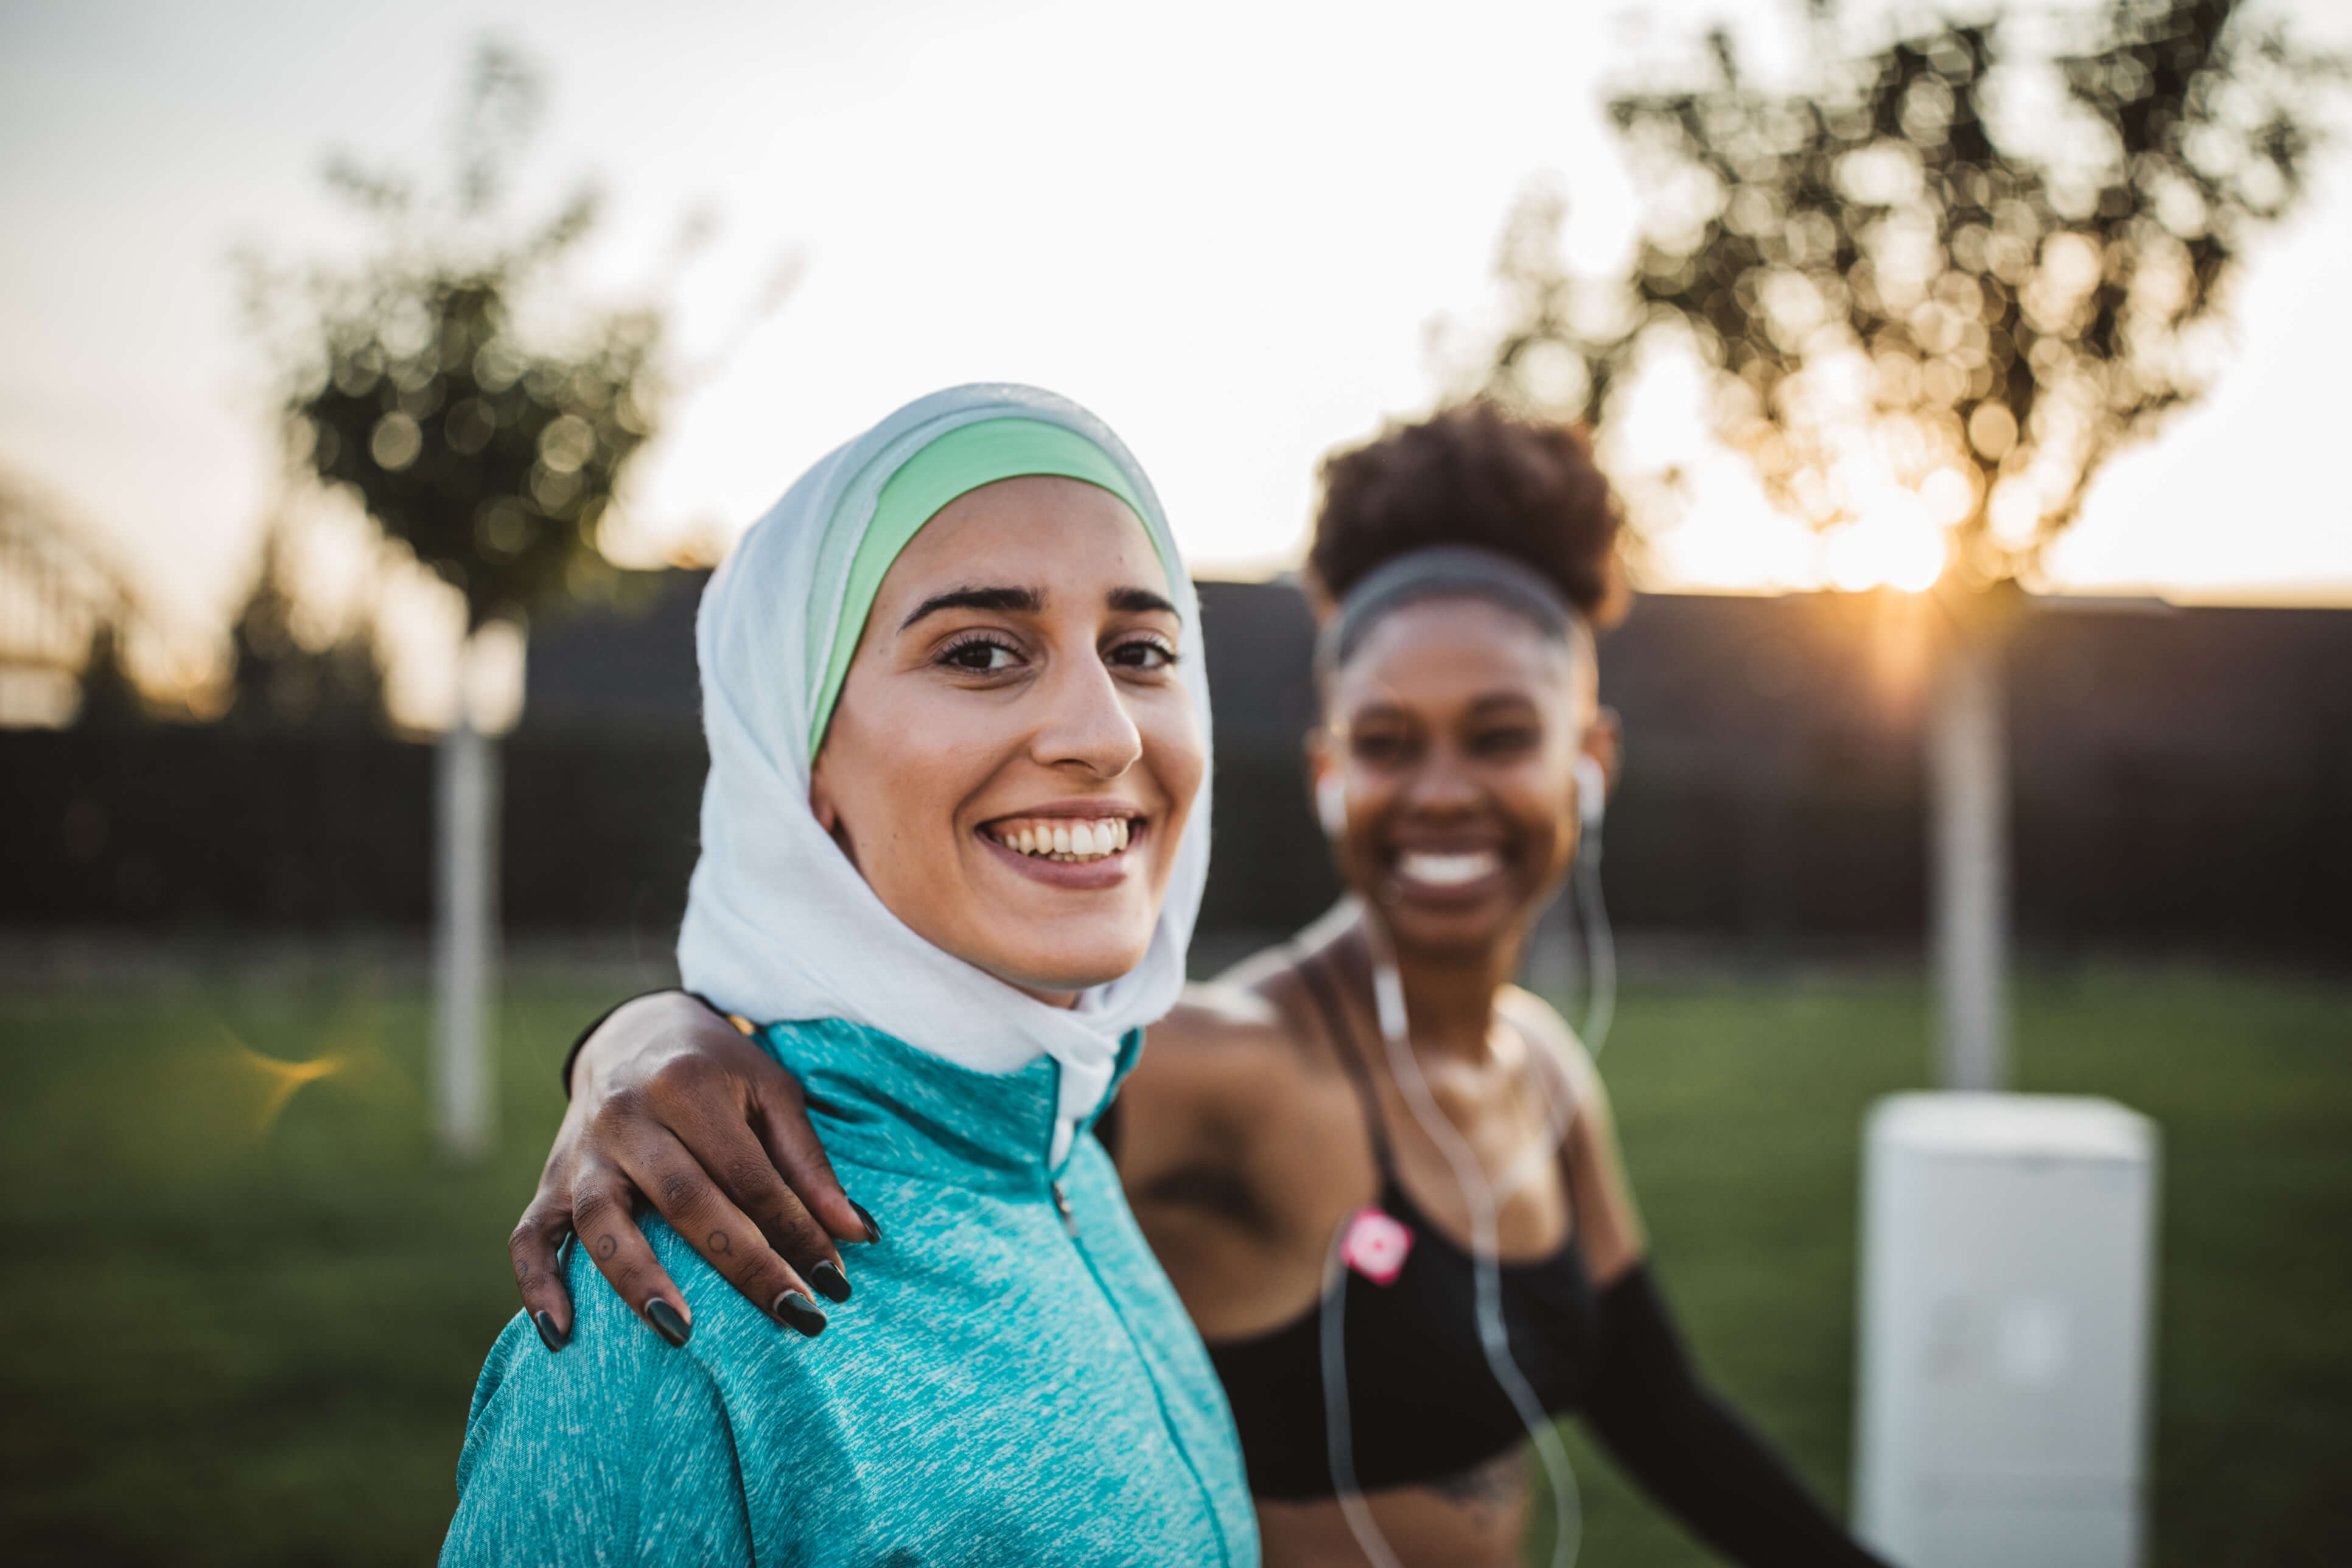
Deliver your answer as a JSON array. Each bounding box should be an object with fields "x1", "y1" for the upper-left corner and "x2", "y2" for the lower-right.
[
  {"x1": 597, "y1": 1233, "x2": 617, "y2": 1261},
  {"x1": 708, "y1": 1230, "x2": 731, "y2": 1255}
]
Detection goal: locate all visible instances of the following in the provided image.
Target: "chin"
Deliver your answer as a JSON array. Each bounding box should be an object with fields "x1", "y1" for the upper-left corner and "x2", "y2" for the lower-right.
[
  {"x1": 1381, "y1": 895, "x2": 1529, "y2": 961},
  {"x1": 991, "y1": 937, "x2": 1157, "y2": 999}
]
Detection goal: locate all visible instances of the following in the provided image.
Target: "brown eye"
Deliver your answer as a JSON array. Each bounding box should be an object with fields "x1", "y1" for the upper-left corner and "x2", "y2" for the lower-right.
[
  {"x1": 1349, "y1": 727, "x2": 1412, "y2": 766},
  {"x1": 1469, "y1": 724, "x2": 1541, "y2": 758},
  {"x1": 939, "y1": 637, "x2": 1020, "y2": 673},
  {"x1": 1107, "y1": 635, "x2": 1177, "y2": 671}
]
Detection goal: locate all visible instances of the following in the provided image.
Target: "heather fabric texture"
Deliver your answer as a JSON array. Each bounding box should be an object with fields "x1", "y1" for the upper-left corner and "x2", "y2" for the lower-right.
[{"x1": 441, "y1": 1017, "x2": 1257, "y2": 1568}]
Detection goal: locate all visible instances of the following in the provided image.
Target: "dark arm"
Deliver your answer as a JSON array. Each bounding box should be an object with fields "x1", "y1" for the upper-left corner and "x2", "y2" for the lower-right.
[
  {"x1": 1581, "y1": 1264, "x2": 1896, "y2": 1568},
  {"x1": 509, "y1": 990, "x2": 878, "y2": 1353}
]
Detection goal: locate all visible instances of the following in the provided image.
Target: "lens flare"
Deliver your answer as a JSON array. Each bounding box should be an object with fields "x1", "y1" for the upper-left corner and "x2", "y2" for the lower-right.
[{"x1": 219, "y1": 1026, "x2": 348, "y2": 1140}]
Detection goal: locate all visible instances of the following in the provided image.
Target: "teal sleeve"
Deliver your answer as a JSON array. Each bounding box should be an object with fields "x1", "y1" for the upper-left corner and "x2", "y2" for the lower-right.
[{"x1": 440, "y1": 1259, "x2": 755, "y2": 1567}]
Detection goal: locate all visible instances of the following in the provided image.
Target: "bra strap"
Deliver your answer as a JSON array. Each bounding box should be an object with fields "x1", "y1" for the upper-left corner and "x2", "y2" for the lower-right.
[{"x1": 1295, "y1": 951, "x2": 1396, "y2": 1177}]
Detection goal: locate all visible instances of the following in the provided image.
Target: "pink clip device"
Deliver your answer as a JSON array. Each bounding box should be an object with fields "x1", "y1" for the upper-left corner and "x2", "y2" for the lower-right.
[{"x1": 1341, "y1": 1206, "x2": 1413, "y2": 1286}]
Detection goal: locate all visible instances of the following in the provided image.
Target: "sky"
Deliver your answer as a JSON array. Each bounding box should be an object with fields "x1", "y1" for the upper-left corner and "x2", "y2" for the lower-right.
[{"x1": 2, "y1": 0, "x2": 2348, "y2": 721}]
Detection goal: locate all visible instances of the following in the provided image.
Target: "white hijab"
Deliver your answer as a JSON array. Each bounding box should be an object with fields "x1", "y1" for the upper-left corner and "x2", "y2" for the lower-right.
[{"x1": 677, "y1": 384, "x2": 1212, "y2": 1166}]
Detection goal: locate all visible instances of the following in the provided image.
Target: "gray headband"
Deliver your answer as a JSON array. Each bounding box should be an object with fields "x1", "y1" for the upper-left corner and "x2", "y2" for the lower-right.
[{"x1": 1317, "y1": 544, "x2": 1574, "y2": 673}]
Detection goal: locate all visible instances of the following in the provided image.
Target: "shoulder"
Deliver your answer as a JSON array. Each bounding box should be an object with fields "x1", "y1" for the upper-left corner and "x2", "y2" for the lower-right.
[
  {"x1": 1140, "y1": 920, "x2": 1362, "y2": 1108},
  {"x1": 1496, "y1": 984, "x2": 1606, "y2": 1112},
  {"x1": 1155, "y1": 979, "x2": 1291, "y2": 1050},
  {"x1": 1139, "y1": 979, "x2": 1314, "y2": 1104},
  {"x1": 1114, "y1": 979, "x2": 1328, "y2": 1202},
  {"x1": 500, "y1": 1229, "x2": 755, "y2": 1445},
  {"x1": 447, "y1": 1236, "x2": 757, "y2": 1563}
]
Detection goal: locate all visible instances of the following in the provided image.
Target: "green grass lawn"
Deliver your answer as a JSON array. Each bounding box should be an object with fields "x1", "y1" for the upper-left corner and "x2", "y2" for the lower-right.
[{"x1": 1, "y1": 962, "x2": 2344, "y2": 1565}]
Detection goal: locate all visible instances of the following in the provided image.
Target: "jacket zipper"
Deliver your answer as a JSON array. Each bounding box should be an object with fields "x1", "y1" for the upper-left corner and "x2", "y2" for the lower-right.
[{"x1": 1049, "y1": 1169, "x2": 1237, "y2": 1566}]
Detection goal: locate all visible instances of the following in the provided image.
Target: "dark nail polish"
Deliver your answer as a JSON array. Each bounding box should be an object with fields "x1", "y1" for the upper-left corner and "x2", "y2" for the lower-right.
[
  {"x1": 644, "y1": 1298, "x2": 691, "y2": 1348},
  {"x1": 850, "y1": 1200, "x2": 883, "y2": 1245},
  {"x1": 773, "y1": 1290, "x2": 828, "y2": 1337},
  {"x1": 807, "y1": 1260, "x2": 852, "y2": 1304},
  {"x1": 533, "y1": 1310, "x2": 569, "y2": 1353}
]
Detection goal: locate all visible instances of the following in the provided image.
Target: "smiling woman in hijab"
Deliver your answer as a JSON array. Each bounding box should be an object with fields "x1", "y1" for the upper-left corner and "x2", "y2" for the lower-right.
[{"x1": 439, "y1": 385, "x2": 1255, "y2": 1567}]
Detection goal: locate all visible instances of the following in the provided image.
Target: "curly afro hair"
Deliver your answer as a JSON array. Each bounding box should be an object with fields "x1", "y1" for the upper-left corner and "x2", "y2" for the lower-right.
[{"x1": 1306, "y1": 402, "x2": 1628, "y2": 629}]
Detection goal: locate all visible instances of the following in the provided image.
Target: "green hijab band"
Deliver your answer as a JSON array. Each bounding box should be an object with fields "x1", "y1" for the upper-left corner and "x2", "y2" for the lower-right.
[{"x1": 808, "y1": 416, "x2": 1167, "y2": 754}]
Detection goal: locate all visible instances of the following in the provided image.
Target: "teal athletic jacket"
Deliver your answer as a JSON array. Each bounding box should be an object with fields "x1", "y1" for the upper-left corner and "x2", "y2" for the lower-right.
[{"x1": 441, "y1": 1017, "x2": 1258, "y2": 1567}]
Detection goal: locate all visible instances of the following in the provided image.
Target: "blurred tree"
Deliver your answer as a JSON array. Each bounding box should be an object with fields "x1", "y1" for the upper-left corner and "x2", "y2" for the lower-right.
[
  {"x1": 3, "y1": 474, "x2": 173, "y2": 726},
  {"x1": 268, "y1": 51, "x2": 662, "y2": 639},
  {"x1": 223, "y1": 527, "x2": 388, "y2": 731},
  {"x1": 248, "y1": 40, "x2": 669, "y2": 1158},
  {"x1": 73, "y1": 621, "x2": 149, "y2": 729},
  {"x1": 1482, "y1": 0, "x2": 2340, "y2": 1088}
]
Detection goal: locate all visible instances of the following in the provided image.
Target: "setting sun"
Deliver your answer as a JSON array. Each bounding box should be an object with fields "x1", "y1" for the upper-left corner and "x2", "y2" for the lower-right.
[{"x1": 1827, "y1": 505, "x2": 1948, "y2": 593}]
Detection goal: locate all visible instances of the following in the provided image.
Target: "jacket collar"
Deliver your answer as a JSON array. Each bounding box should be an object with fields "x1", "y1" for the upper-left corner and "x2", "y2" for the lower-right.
[{"x1": 758, "y1": 1017, "x2": 1140, "y2": 1188}]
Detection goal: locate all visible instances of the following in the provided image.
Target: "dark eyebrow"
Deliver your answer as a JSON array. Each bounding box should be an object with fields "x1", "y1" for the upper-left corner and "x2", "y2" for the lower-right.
[
  {"x1": 1109, "y1": 586, "x2": 1178, "y2": 616},
  {"x1": 898, "y1": 583, "x2": 1177, "y2": 631},
  {"x1": 1467, "y1": 692, "x2": 1543, "y2": 715},
  {"x1": 899, "y1": 585, "x2": 1041, "y2": 631}
]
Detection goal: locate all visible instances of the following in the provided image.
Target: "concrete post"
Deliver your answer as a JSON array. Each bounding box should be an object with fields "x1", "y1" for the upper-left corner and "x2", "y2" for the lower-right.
[
  {"x1": 434, "y1": 706, "x2": 498, "y2": 1160},
  {"x1": 1930, "y1": 625, "x2": 2009, "y2": 1091}
]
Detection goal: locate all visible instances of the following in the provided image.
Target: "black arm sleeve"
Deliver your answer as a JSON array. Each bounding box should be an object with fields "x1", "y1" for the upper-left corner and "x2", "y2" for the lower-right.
[{"x1": 1580, "y1": 1263, "x2": 1895, "y2": 1568}]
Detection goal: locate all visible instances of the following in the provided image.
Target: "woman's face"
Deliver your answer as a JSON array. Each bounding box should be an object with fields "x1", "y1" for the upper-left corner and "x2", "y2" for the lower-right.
[
  {"x1": 1315, "y1": 597, "x2": 1603, "y2": 963},
  {"x1": 811, "y1": 475, "x2": 1203, "y2": 1005}
]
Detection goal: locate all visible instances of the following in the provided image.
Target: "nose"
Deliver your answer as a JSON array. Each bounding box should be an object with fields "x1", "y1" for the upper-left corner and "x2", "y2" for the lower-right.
[
  {"x1": 1399, "y1": 738, "x2": 1480, "y2": 815},
  {"x1": 1030, "y1": 651, "x2": 1144, "y2": 779}
]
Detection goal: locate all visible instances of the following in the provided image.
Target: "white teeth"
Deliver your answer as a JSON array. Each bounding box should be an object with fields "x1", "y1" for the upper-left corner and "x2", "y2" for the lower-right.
[
  {"x1": 989, "y1": 818, "x2": 1133, "y2": 862},
  {"x1": 1398, "y1": 850, "x2": 1501, "y2": 888}
]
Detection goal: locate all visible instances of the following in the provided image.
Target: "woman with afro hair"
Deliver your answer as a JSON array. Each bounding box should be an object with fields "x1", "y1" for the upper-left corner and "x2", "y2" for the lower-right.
[{"x1": 509, "y1": 403, "x2": 1893, "y2": 1568}]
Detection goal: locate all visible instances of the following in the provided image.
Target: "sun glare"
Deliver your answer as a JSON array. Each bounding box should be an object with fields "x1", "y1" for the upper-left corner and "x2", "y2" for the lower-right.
[
  {"x1": 220, "y1": 1026, "x2": 350, "y2": 1141},
  {"x1": 1827, "y1": 504, "x2": 1948, "y2": 593}
]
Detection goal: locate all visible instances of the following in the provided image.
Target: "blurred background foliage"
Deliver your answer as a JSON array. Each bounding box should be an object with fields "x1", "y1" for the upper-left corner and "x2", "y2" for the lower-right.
[
  {"x1": 240, "y1": 40, "x2": 670, "y2": 656},
  {"x1": 1480, "y1": 0, "x2": 2342, "y2": 588},
  {"x1": 223, "y1": 524, "x2": 388, "y2": 732}
]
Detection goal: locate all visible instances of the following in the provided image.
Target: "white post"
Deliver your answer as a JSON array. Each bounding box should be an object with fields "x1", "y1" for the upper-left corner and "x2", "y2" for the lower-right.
[
  {"x1": 1854, "y1": 1094, "x2": 2159, "y2": 1567},
  {"x1": 1929, "y1": 625, "x2": 2009, "y2": 1091},
  {"x1": 434, "y1": 687, "x2": 499, "y2": 1161}
]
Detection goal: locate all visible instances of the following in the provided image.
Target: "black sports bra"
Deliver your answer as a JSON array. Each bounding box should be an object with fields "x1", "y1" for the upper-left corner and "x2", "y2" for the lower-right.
[{"x1": 1195, "y1": 960, "x2": 1604, "y2": 1500}]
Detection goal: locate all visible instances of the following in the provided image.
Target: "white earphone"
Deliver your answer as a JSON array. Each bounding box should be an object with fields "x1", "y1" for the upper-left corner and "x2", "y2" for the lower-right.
[
  {"x1": 1316, "y1": 772, "x2": 1349, "y2": 838},
  {"x1": 1573, "y1": 753, "x2": 1606, "y2": 836}
]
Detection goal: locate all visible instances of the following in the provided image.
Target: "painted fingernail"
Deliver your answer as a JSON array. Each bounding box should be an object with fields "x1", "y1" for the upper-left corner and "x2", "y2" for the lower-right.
[
  {"x1": 850, "y1": 1200, "x2": 883, "y2": 1245},
  {"x1": 644, "y1": 1298, "x2": 691, "y2": 1348},
  {"x1": 533, "y1": 1310, "x2": 569, "y2": 1353},
  {"x1": 807, "y1": 1260, "x2": 852, "y2": 1304},
  {"x1": 773, "y1": 1291, "x2": 828, "y2": 1337}
]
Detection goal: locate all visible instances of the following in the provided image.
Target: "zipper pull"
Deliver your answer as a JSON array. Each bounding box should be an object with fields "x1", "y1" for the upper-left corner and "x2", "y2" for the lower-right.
[{"x1": 1051, "y1": 1180, "x2": 1078, "y2": 1237}]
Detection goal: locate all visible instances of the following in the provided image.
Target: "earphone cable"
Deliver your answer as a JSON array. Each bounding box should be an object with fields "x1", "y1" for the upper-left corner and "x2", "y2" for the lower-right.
[
  {"x1": 1360, "y1": 926, "x2": 1585, "y2": 1568},
  {"x1": 1575, "y1": 822, "x2": 1615, "y2": 1058}
]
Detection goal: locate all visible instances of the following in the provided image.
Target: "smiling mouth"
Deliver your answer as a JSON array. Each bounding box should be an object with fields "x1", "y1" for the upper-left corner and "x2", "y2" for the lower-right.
[
  {"x1": 1394, "y1": 849, "x2": 1503, "y2": 889},
  {"x1": 983, "y1": 815, "x2": 1136, "y2": 864}
]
